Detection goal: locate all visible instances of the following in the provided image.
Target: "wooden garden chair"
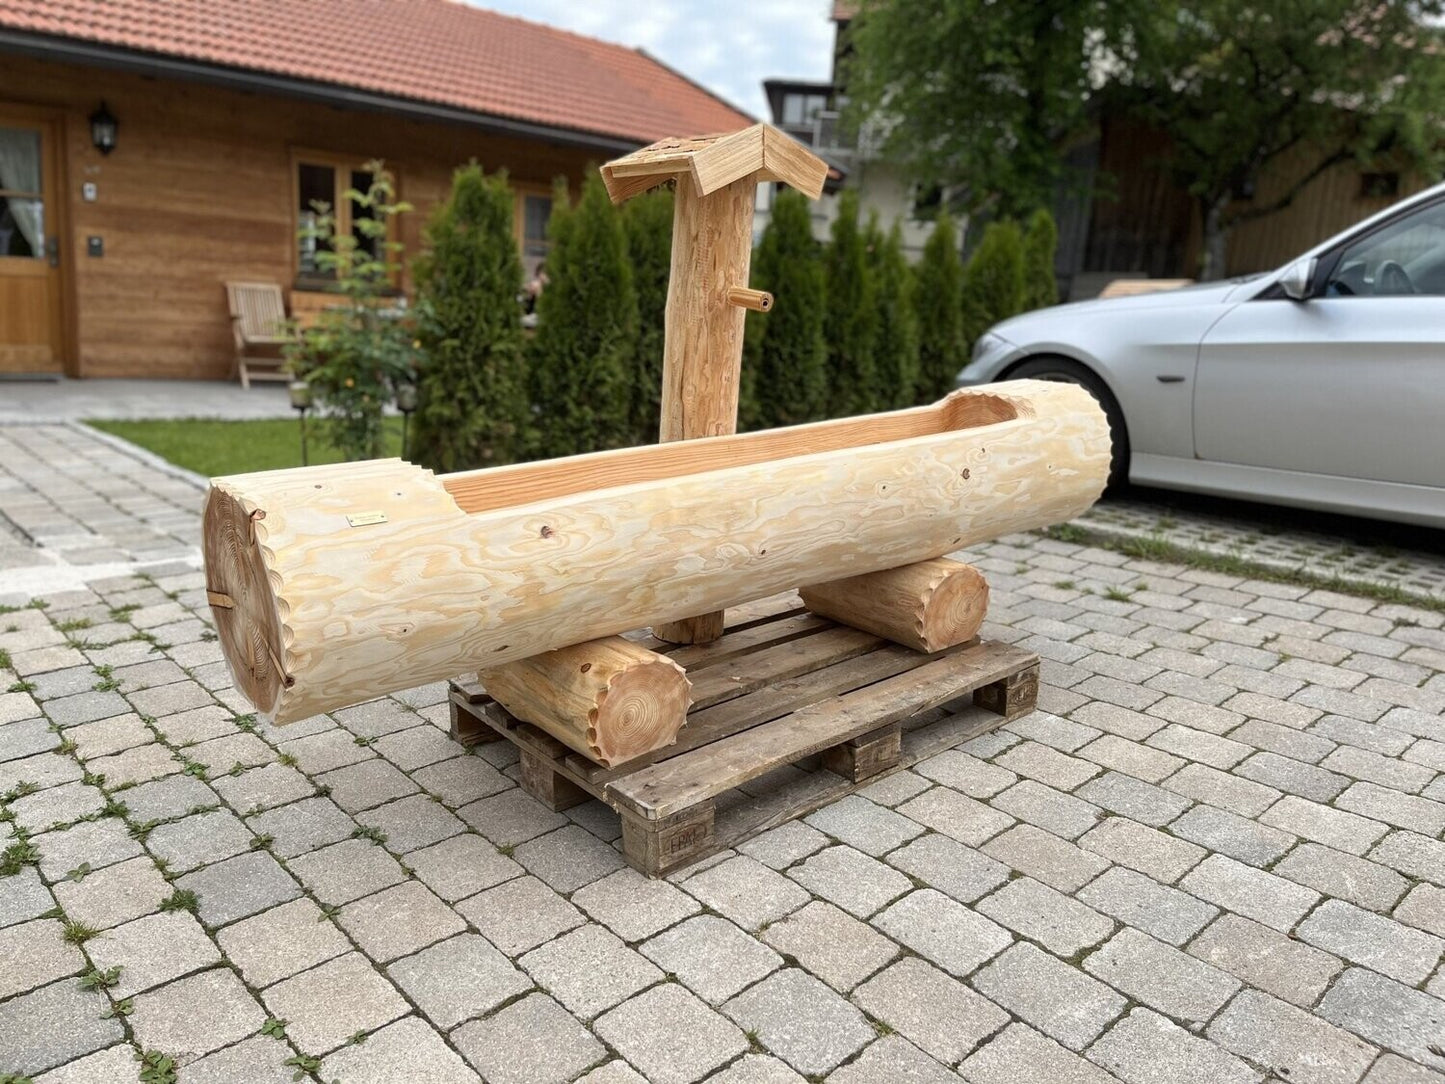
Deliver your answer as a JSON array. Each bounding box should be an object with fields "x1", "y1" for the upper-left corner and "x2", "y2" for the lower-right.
[{"x1": 225, "y1": 282, "x2": 292, "y2": 388}]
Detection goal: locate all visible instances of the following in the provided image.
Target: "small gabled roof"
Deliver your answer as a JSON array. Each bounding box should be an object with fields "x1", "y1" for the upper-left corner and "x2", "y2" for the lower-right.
[{"x1": 600, "y1": 123, "x2": 829, "y2": 204}]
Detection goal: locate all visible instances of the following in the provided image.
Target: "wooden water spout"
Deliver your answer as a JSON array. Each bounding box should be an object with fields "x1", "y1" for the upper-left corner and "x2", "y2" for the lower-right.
[
  {"x1": 203, "y1": 379, "x2": 1109, "y2": 727},
  {"x1": 601, "y1": 124, "x2": 828, "y2": 644}
]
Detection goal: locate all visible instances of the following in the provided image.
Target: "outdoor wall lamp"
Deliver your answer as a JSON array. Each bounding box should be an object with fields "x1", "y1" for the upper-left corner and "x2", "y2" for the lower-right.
[{"x1": 89, "y1": 102, "x2": 118, "y2": 155}]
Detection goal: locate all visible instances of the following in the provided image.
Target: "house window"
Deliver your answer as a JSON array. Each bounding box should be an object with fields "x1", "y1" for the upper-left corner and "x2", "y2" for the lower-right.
[
  {"x1": 293, "y1": 155, "x2": 390, "y2": 287},
  {"x1": 520, "y1": 192, "x2": 552, "y2": 279},
  {"x1": 0, "y1": 125, "x2": 43, "y2": 259},
  {"x1": 781, "y1": 92, "x2": 828, "y2": 128}
]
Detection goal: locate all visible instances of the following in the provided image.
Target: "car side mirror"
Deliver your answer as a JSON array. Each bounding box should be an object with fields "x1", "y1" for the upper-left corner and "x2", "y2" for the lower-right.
[{"x1": 1280, "y1": 257, "x2": 1317, "y2": 301}]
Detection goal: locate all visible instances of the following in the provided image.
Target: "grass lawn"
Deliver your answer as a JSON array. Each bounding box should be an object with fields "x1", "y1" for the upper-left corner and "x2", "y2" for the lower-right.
[{"x1": 89, "y1": 417, "x2": 405, "y2": 477}]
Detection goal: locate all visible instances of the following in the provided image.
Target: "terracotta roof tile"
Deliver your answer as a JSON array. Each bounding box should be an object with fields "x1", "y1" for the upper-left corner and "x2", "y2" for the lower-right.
[{"x1": 0, "y1": 0, "x2": 753, "y2": 144}]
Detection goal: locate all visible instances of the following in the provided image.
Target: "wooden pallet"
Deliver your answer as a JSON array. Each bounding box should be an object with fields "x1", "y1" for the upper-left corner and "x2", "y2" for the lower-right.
[{"x1": 449, "y1": 595, "x2": 1039, "y2": 876}]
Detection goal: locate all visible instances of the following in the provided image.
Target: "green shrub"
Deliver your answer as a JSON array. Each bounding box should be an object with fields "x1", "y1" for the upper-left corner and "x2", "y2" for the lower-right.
[
  {"x1": 868, "y1": 215, "x2": 920, "y2": 410},
  {"x1": 962, "y1": 219, "x2": 1025, "y2": 352},
  {"x1": 623, "y1": 188, "x2": 674, "y2": 444},
  {"x1": 1022, "y1": 208, "x2": 1059, "y2": 311},
  {"x1": 913, "y1": 211, "x2": 965, "y2": 401},
  {"x1": 529, "y1": 172, "x2": 639, "y2": 457},
  {"x1": 824, "y1": 188, "x2": 880, "y2": 416},
  {"x1": 411, "y1": 163, "x2": 529, "y2": 471},
  {"x1": 746, "y1": 188, "x2": 828, "y2": 429},
  {"x1": 284, "y1": 162, "x2": 414, "y2": 461}
]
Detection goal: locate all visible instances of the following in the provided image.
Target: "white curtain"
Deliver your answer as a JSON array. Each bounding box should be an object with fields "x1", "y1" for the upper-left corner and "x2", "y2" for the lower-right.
[{"x1": 0, "y1": 127, "x2": 43, "y2": 257}]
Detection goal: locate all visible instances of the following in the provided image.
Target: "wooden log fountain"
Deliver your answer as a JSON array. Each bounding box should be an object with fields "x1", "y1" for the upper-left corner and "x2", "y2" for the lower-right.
[{"x1": 203, "y1": 378, "x2": 1108, "y2": 728}]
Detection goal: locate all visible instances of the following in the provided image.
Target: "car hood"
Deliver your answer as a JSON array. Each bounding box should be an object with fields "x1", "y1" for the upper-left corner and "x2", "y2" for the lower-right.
[{"x1": 990, "y1": 276, "x2": 1265, "y2": 340}]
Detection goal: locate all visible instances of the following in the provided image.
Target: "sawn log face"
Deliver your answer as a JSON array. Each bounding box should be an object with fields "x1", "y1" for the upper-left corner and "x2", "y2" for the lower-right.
[
  {"x1": 479, "y1": 636, "x2": 692, "y2": 768},
  {"x1": 202, "y1": 380, "x2": 1109, "y2": 723}
]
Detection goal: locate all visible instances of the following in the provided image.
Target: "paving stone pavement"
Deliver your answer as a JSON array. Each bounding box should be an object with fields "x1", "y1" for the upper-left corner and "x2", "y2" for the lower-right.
[
  {"x1": 0, "y1": 424, "x2": 204, "y2": 598},
  {"x1": 3, "y1": 424, "x2": 1445, "y2": 1081}
]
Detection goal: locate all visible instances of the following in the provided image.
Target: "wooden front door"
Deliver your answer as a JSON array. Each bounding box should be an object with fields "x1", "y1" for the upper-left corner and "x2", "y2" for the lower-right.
[{"x1": 0, "y1": 112, "x2": 64, "y2": 375}]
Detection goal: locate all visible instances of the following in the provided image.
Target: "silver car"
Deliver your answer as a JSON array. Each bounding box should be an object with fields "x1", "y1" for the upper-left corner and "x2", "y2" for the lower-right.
[{"x1": 958, "y1": 183, "x2": 1445, "y2": 528}]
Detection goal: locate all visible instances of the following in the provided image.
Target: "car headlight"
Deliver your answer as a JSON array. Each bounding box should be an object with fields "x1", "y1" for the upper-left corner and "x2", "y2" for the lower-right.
[
  {"x1": 956, "y1": 331, "x2": 1018, "y2": 387},
  {"x1": 972, "y1": 332, "x2": 1009, "y2": 364}
]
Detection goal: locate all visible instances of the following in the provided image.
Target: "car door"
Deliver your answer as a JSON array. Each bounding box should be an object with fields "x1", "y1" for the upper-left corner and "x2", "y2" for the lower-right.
[{"x1": 1193, "y1": 196, "x2": 1445, "y2": 487}]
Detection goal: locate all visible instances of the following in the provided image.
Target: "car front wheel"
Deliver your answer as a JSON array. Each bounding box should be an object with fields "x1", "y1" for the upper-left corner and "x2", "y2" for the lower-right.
[{"x1": 1007, "y1": 356, "x2": 1129, "y2": 490}]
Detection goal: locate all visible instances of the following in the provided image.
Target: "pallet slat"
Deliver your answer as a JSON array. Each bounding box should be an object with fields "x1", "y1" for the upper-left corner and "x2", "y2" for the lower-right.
[
  {"x1": 663, "y1": 610, "x2": 830, "y2": 668},
  {"x1": 687, "y1": 625, "x2": 883, "y2": 710}
]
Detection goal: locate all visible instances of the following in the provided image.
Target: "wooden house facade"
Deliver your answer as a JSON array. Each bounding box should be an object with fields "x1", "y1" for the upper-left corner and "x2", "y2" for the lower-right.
[{"x1": 0, "y1": 0, "x2": 750, "y2": 380}]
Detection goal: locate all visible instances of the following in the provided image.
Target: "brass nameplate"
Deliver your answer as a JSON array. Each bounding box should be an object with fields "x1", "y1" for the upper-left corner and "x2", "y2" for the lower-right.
[{"x1": 346, "y1": 511, "x2": 389, "y2": 527}]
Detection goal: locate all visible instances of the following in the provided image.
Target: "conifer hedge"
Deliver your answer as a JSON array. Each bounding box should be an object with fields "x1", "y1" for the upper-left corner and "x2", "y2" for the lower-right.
[
  {"x1": 913, "y1": 211, "x2": 965, "y2": 402},
  {"x1": 528, "y1": 172, "x2": 639, "y2": 458},
  {"x1": 622, "y1": 187, "x2": 673, "y2": 445},
  {"x1": 1022, "y1": 208, "x2": 1059, "y2": 311},
  {"x1": 869, "y1": 215, "x2": 920, "y2": 411},
  {"x1": 746, "y1": 188, "x2": 828, "y2": 430},
  {"x1": 505, "y1": 177, "x2": 1057, "y2": 453},
  {"x1": 823, "y1": 188, "x2": 880, "y2": 417},
  {"x1": 962, "y1": 219, "x2": 1025, "y2": 354},
  {"x1": 411, "y1": 163, "x2": 529, "y2": 471}
]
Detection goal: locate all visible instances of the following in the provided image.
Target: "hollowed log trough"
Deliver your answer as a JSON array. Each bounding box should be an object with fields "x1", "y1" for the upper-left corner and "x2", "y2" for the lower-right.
[{"x1": 203, "y1": 379, "x2": 1109, "y2": 734}]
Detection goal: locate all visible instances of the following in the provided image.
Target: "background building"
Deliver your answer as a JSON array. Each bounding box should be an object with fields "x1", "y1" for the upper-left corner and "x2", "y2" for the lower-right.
[{"x1": 754, "y1": 2, "x2": 940, "y2": 260}]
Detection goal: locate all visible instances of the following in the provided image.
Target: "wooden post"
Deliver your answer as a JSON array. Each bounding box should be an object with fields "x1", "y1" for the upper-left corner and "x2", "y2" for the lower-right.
[
  {"x1": 600, "y1": 125, "x2": 830, "y2": 645},
  {"x1": 652, "y1": 177, "x2": 755, "y2": 645}
]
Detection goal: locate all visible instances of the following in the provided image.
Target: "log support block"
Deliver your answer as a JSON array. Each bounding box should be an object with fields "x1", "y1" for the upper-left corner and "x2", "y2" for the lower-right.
[
  {"x1": 653, "y1": 611, "x2": 725, "y2": 646},
  {"x1": 621, "y1": 802, "x2": 716, "y2": 876},
  {"x1": 480, "y1": 637, "x2": 692, "y2": 768},
  {"x1": 821, "y1": 722, "x2": 901, "y2": 783},
  {"x1": 975, "y1": 662, "x2": 1040, "y2": 721},
  {"x1": 519, "y1": 749, "x2": 591, "y2": 812},
  {"x1": 799, "y1": 558, "x2": 990, "y2": 654}
]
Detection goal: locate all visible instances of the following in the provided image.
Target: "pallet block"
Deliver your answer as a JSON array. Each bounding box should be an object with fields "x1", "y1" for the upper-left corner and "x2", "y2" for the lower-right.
[{"x1": 449, "y1": 595, "x2": 1039, "y2": 876}]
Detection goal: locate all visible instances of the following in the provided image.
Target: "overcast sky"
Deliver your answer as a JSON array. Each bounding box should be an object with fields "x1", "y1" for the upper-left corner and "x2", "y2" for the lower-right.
[{"x1": 470, "y1": 0, "x2": 837, "y2": 119}]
